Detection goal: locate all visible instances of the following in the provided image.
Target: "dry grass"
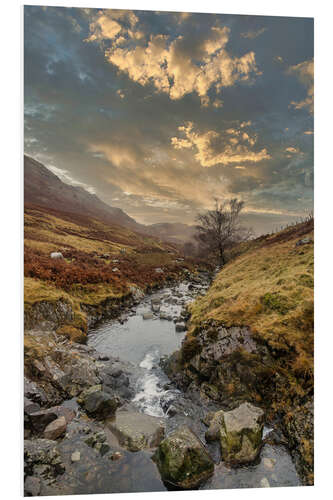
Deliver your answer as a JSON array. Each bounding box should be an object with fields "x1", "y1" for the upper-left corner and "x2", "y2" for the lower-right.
[{"x1": 189, "y1": 223, "x2": 314, "y2": 381}]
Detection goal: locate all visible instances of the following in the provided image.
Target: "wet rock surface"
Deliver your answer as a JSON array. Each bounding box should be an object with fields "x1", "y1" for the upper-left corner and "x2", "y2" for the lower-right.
[
  {"x1": 154, "y1": 425, "x2": 214, "y2": 489},
  {"x1": 24, "y1": 272, "x2": 302, "y2": 495},
  {"x1": 108, "y1": 408, "x2": 165, "y2": 451}
]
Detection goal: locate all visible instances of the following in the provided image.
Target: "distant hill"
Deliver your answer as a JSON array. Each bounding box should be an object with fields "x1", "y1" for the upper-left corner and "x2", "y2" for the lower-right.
[
  {"x1": 145, "y1": 222, "x2": 197, "y2": 245},
  {"x1": 24, "y1": 155, "x2": 197, "y2": 246},
  {"x1": 24, "y1": 155, "x2": 143, "y2": 232}
]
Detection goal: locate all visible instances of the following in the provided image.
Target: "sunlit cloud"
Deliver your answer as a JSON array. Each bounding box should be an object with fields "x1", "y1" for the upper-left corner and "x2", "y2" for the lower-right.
[
  {"x1": 171, "y1": 121, "x2": 270, "y2": 167},
  {"x1": 288, "y1": 59, "x2": 314, "y2": 114},
  {"x1": 86, "y1": 11, "x2": 261, "y2": 105}
]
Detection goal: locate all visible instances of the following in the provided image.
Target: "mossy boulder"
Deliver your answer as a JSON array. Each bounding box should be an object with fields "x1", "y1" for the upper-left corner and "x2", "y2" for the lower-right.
[
  {"x1": 154, "y1": 425, "x2": 214, "y2": 489},
  {"x1": 206, "y1": 402, "x2": 264, "y2": 465}
]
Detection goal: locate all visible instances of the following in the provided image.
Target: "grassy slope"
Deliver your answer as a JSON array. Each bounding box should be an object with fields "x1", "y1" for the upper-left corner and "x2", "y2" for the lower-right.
[
  {"x1": 24, "y1": 204, "x2": 201, "y2": 330},
  {"x1": 189, "y1": 220, "x2": 314, "y2": 381},
  {"x1": 186, "y1": 220, "x2": 314, "y2": 481}
]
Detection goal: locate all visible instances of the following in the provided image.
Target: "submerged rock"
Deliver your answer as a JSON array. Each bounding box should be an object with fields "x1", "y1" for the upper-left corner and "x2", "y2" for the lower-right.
[
  {"x1": 109, "y1": 410, "x2": 165, "y2": 452},
  {"x1": 205, "y1": 402, "x2": 264, "y2": 465},
  {"x1": 142, "y1": 312, "x2": 154, "y2": 320},
  {"x1": 154, "y1": 425, "x2": 214, "y2": 489}
]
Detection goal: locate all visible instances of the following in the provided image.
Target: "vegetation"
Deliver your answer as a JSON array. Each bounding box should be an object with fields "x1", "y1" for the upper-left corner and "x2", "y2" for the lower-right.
[
  {"x1": 186, "y1": 219, "x2": 314, "y2": 481},
  {"x1": 189, "y1": 219, "x2": 314, "y2": 381},
  {"x1": 24, "y1": 205, "x2": 209, "y2": 332}
]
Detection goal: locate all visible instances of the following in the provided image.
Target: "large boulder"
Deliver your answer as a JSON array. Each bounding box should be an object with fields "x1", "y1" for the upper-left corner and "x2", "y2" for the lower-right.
[
  {"x1": 109, "y1": 410, "x2": 165, "y2": 452},
  {"x1": 154, "y1": 426, "x2": 214, "y2": 489},
  {"x1": 78, "y1": 385, "x2": 120, "y2": 419},
  {"x1": 205, "y1": 402, "x2": 264, "y2": 465}
]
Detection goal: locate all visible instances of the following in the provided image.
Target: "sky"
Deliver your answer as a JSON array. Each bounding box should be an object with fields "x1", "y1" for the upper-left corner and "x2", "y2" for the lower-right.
[{"x1": 24, "y1": 6, "x2": 314, "y2": 232}]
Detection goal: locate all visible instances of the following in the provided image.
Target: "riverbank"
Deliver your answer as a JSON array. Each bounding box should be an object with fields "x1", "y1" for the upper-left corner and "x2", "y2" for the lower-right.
[{"x1": 164, "y1": 220, "x2": 314, "y2": 485}]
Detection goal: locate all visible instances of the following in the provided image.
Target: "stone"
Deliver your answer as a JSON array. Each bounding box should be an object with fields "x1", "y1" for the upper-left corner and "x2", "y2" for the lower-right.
[
  {"x1": 44, "y1": 416, "x2": 67, "y2": 440},
  {"x1": 29, "y1": 409, "x2": 58, "y2": 434},
  {"x1": 109, "y1": 410, "x2": 165, "y2": 452},
  {"x1": 260, "y1": 477, "x2": 270, "y2": 488},
  {"x1": 155, "y1": 268, "x2": 164, "y2": 273},
  {"x1": 79, "y1": 387, "x2": 120, "y2": 419},
  {"x1": 296, "y1": 238, "x2": 312, "y2": 246},
  {"x1": 112, "y1": 267, "x2": 119, "y2": 272},
  {"x1": 50, "y1": 252, "x2": 63, "y2": 259},
  {"x1": 154, "y1": 425, "x2": 214, "y2": 489},
  {"x1": 175, "y1": 323, "x2": 186, "y2": 332},
  {"x1": 218, "y1": 402, "x2": 264, "y2": 465},
  {"x1": 263, "y1": 457, "x2": 276, "y2": 470},
  {"x1": 71, "y1": 451, "x2": 81, "y2": 462},
  {"x1": 24, "y1": 476, "x2": 41, "y2": 496},
  {"x1": 142, "y1": 312, "x2": 154, "y2": 320},
  {"x1": 159, "y1": 312, "x2": 172, "y2": 321}
]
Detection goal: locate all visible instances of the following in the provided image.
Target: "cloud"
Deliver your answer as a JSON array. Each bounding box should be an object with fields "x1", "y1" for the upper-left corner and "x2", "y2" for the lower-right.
[
  {"x1": 86, "y1": 11, "x2": 260, "y2": 105},
  {"x1": 288, "y1": 59, "x2": 314, "y2": 114},
  {"x1": 171, "y1": 121, "x2": 271, "y2": 167},
  {"x1": 241, "y1": 27, "x2": 267, "y2": 39},
  {"x1": 285, "y1": 146, "x2": 300, "y2": 153}
]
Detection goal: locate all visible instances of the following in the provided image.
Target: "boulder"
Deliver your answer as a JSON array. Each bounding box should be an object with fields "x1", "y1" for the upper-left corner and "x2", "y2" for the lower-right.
[
  {"x1": 175, "y1": 323, "x2": 186, "y2": 332},
  {"x1": 109, "y1": 410, "x2": 165, "y2": 452},
  {"x1": 154, "y1": 425, "x2": 214, "y2": 489},
  {"x1": 205, "y1": 402, "x2": 264, "y2": 465},
  {"x1": 78, "y1": 386, "x2": 120, "y2": 419},
  {"x1": 29, "y1": 408, "x2": 58, "y2": 434},
  {"x1": 44, "y1": 416, "x2": 67, "y2": 440}
]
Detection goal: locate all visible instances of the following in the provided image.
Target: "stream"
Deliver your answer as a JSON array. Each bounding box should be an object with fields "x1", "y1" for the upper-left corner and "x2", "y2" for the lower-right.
[{"x1": 86, "y1": 279, "x2": 301, "y2": 492}]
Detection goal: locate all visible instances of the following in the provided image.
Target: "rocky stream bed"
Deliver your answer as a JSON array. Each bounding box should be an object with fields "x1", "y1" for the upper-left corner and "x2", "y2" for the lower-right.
[{"x1": 24, "y1": 272, "x2": 302, "y2": 496}]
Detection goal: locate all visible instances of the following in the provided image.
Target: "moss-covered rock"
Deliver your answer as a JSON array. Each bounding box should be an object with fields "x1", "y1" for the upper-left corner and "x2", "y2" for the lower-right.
[
  {"x1": 205, "y1": 402, "x2": 264, "y2": 465},
  {"x1": 154, "y1": 425, "x2": 214, "y2": 489}
]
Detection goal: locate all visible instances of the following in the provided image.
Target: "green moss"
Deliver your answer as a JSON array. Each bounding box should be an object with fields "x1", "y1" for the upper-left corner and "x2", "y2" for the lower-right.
[{"x1": 261, "y1": 292, "x2": 293, "y2": 315}]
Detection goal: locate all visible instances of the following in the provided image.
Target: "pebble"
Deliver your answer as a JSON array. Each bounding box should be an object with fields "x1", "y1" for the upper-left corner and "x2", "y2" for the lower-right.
[
  {"x1": 260, "y1": 477, "x2": 270, "y2": 488},
  {"x1": 71, "y1": 451, "x2": 81, "y2": 462},
  {"x1": 263, "y1": 457, "x2": 276, "y2": 470}
]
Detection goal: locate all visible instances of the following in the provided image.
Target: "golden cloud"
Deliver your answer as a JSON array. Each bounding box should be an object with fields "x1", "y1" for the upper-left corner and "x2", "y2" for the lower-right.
[
  {"x1": 86, "y1": 11, "x2": 261, "y2": 105},
  {"x1": 288, "y1": 59, "x2": 314, "y2": 114},
  {"x1": 171, "y1": 121, "x2": 271, "y2": 167}
]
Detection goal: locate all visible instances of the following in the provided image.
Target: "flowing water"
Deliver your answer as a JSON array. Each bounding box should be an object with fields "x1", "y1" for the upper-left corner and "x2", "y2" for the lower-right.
[{"x1": 87, "y1": 280, "x2": 301, "y2": 492}]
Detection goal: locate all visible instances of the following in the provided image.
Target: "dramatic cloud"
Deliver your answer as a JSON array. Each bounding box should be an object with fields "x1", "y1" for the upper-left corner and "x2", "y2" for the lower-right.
[
  {"x1": 171, "y1": 121, "x2": 271, "y2": 167},
  {"x1": 24, "y1": 7, "x2": 314, "y2": 230},
  {"x1": 288, "y1": 59, "x2": 314, "y2": 114},
  {"x1": 86, "y1": 11, "x2": 260, "y2": 105}
]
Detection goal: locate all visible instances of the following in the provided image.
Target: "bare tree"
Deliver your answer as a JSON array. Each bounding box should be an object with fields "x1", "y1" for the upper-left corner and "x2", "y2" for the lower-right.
[{"x1": 195, "y1": 198, "x2": 249, "y2": 266}]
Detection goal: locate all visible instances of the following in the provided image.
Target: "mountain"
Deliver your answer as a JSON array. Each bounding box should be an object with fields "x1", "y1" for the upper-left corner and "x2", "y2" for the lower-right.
[
  {"x1": 24, "y1": 155, "x2": 198, "y2": 246},
  {"x1": 24, "y1": 155, "x2": 143, "y2": 232}
]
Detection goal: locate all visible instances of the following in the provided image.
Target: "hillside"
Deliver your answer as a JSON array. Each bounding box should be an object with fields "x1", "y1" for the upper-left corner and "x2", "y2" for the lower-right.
[
  {"x1": 168, "y1": 219, "x2": 314, "y2": 484},
  {"x1": 24, "y1": 202, "x2": 205, "y2": 337},
  {"x1": 24, "y1": 155, "x2": 143, "y2": 232},
  {"x1": 24, "y1": 155, "x2": 197, "y2": 246}
]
